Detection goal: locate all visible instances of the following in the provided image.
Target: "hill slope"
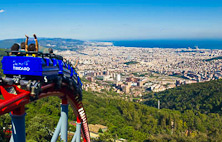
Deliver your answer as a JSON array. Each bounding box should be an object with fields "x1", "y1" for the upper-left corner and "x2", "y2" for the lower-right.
[
  {"x1": 0, "y1": 38, "x2": 85, "y2": 51},
  {"x1": 143, "y1": 79, "x2": 222, "y2": 114},
  {"x1": 0, "y1": 89, "x2": 222, "y2": 141}
]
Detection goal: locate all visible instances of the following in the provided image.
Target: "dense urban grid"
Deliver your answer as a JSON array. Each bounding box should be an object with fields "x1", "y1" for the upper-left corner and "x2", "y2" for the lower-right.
[{"x1": 54, "y1": 42, "x2": 222, "y2": 99}]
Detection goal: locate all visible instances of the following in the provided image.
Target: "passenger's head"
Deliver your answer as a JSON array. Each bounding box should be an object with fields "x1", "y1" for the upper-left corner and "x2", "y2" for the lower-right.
[
  {"x1": 28, "y1": 43, "x2": 36, "y2": 51},
  {"x1": 21, "y1": 42, "x2": 25, "y2": 49},
  {"x1": 11, "y1": 43, "x2": 20, "y2": 55},
  {"x1": 11, "y1": 43, "x2": 20, "y2": 51},
  {"x1": 48, "y1": 48, "x2": 53, "y2": 54}
]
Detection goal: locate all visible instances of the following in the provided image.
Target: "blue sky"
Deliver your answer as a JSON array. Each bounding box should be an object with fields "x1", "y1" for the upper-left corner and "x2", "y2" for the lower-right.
[{"x1": 0, "y1": 0, "x2": 222, "y2": 40}]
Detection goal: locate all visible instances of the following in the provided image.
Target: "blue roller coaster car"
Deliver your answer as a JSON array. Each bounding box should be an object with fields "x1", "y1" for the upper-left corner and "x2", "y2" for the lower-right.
[
  {"x1": 2, "y1": 51, "x2": 59, "y2": 81},
  {"x1": 1, "y1": 51, "x2": 82, "y2": 101}
]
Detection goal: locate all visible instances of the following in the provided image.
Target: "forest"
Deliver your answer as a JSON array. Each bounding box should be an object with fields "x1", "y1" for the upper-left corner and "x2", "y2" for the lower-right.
[
  {"x1": 143, "y1": 79, "x2": 222, "y2": 114},
  {"x1": 1, "y1": 89, "x2": 222, "y2": 141}
]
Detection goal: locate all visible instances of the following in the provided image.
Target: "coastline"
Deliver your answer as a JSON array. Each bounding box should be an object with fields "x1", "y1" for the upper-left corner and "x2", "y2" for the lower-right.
[{"x1": 99, "y1": 39, "x2": 222, "y2": 49}]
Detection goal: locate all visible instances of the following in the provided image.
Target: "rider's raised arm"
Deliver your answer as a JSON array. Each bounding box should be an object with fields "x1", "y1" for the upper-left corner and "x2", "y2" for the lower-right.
[
  {"x1": 33, "y1": 34, "x2": 39, "y2": 52},
  {"x1": 25, "y1": 35, "x2": 29, "y2": 51}
]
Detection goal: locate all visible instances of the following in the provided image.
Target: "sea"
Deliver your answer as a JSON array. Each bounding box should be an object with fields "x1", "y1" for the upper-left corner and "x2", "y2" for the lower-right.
[{"x1": 103, "y1": 39, "x2": 222, "y2": 49}]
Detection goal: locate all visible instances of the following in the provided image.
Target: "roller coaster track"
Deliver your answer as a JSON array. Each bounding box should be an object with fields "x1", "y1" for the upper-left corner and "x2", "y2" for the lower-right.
[{"x1": 0, "y1": 81, "x2": 91, "y2": 142}]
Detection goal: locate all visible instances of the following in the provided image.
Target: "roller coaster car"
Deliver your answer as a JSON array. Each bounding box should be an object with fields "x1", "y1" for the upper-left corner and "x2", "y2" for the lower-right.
[
  {"x1": 2, "y1": 51, "x2": 59, "y2": 82},
  {"x1": 48, "y1": 54, "x2": 83, "y2": 100},
  {"x1": 49, "y1": 54, "x2": 71, "y2": 78},
  {"x1": 1, "y1": 51, "x2": 83, "y2": 101}
]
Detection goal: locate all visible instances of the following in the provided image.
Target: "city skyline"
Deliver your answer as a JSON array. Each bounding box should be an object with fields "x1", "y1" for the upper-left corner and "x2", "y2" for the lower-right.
[{"x1": 0, "y1": 0, "x2": 222, "y2": 40}]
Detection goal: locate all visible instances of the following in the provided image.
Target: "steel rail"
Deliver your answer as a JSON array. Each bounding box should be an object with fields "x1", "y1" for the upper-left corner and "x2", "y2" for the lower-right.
[{"x1": 0, "y1": 83, "x2": 91, "y2": 142}]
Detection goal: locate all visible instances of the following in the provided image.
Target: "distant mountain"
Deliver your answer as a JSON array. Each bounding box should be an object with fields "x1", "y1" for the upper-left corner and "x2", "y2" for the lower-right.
[
  {"x1": 0, "y1": 38, "x2": 85, "y2": 51},
  {"x1": 0, "y1": 39, "x2": 24, "y2": 49}
]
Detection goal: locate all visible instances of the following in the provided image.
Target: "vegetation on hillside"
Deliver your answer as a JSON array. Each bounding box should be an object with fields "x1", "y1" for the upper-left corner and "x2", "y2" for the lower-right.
[
  {"x1": 124, "y1": 61, "x2": 139, "y2": 65},
  {"x1": 83, "y1": 91, "x2": 222, "y2": 141},
  {"x1": 143, "y1": 79, "x2": 222, "y2": 114},
  {"x1": 204, "y1": 56, "x2": 222, "y2": 62},
  {"x1": 1, "y1": 89, "x2": 222, "y2": 141},
  {"x1": 0, "y1": 48, "x2": 8, "y2": 76}
]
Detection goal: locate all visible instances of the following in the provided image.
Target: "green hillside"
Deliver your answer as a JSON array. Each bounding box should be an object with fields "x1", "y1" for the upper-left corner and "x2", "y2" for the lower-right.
[
  {"x1": 0, "y1": 39, "x2": 25, "y2": 49},
  {"x1": 1, "y1": 90, "x2": 222, "y2": 142},
  {"x1": 143, "y1": 79, "x2": 222, "y2": 114},
  {"x1": 0, "y1": 38, "x2": 85, "y2": 51},
  {"x1": 82, "y1": 91, "x2": 222, "y2": 142}
]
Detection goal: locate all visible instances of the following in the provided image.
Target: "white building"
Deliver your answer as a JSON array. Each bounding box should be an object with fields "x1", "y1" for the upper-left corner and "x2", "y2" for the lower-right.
[{"x1": 117, "y1": 74, "x2": 121, "y2": 82}]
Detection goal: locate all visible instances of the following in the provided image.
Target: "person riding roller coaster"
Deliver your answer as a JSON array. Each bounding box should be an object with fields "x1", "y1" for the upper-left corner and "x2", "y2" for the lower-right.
[
  {"x1": 48, "y1": 48, "x2": 53, "y2": 54},
  {"x1": 20, "y1": 42, "x2": 26, "y2": 52},
  {"x1": 25, "y1": 34, "x2": 39, "y2": 57},
  {"x1": 10, "y1": 43, "x2": 20, "y2": 55}
]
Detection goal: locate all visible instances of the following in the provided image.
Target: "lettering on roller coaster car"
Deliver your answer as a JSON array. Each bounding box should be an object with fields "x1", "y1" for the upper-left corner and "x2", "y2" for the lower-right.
[
  {"x1": 78, "y1": 107, "x2": 90, "y2": 140},
  {"x1": 77, "y1": 107, "x2": 90, "y2": 140},
  {"x1": 78, "y1": 107, "x2": 87, "y2": 123},
  {"x1": 13, "y1": 60, "x2": 31, "y2": 71},
  {"x1": 13, "y1": 66, "x2": 30, "y2": 71},
  {"x1": 13, "y1": 60, "x2": 30, "y2": 66},
  {"x1": 44, "y1": 76, "x2": 48, "y2": 82},
  {"x1": 83, "y1": 123, "x2": 90, "y2": 140}
]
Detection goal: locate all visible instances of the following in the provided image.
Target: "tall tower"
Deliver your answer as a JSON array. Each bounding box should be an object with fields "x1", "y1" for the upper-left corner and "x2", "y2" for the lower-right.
[
  {"x1": 158, "y1": 100, "x2": 160, "y2": 109},
  {"x1": 117, "y1": 74, "x2": 121, "y2": 82}
]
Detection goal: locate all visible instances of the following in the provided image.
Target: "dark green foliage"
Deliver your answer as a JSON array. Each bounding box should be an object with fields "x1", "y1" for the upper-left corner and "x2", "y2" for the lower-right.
[
  {"x1": 98, "y1": 128, "x2": 103, "y2": 133},
  {"x1": 0, "y1": 48, "x2": 8, "y2": 57},
  {"x1": 0, "y1": 90, "x2": 220, "y2": 141},
  {"x1": 204, "y1": 56, "x2": 222, "y2": 61},
  {"x1": 0, "y1": 90, "x2": 222, "y2": 141},
  {"x1": 82, "y1": 91, "x2": 222, "y2": 141},
  {"x1": 132, "y1": 72, "x2": 149, "y2": 77},
  {"x1": 143, "y1": 79, "x2": 222, "y2": 114},
  {"x1": 0, "y1": 114, "x2": 11, "y2": 142},
  {"x1": 0, "y1": 48, "x2": 8, "y2": 76},
  {"x1": 24, "y1": 96, "x2": 78, "y2": 141},
  {"x1": 26, "y1": 114, "x2": 56, "y2": 142},
  {"x1": 123, "y1": 61, "x2": 139, "y2": 65}
]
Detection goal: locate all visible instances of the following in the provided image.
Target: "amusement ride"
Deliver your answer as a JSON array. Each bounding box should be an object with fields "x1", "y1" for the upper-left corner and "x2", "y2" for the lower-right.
[{"x1": 0, "y1": 35, "x2": 90, "y2": 142}]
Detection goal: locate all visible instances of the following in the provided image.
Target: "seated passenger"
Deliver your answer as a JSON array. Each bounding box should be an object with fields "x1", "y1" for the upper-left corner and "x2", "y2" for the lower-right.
[
  {"x1": 25, "y1": 34, "x2": 39, "y2": 52},
  {"x1": 10, "y1": 43, "x2": 20, "y2": 55},
  {"x1": 28, "y1": 44, "x2": 36, "y2": 51},
  {"x1": 20, "y1": 42, "x2": 26, "y2": 52},
  {"x1": 27, "y1": 44, "x2": 37, "y2": 57},
  {"x1": 48, "y1": 48, "x2": 53, "y2": 54},
  {"x1": 18, "y1": 42, "x2": 26, "y2": 56}
]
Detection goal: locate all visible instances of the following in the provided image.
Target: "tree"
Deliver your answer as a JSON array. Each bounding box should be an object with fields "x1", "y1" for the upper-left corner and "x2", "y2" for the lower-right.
[{"x1": 26, "y1": 115, "x2": 56, "y2": 142}]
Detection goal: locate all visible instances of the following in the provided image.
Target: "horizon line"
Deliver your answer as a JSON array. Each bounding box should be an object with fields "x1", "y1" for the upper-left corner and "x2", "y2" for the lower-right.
[{"x1": 1, "y1": 37, "x2": 222, "y2": 41}]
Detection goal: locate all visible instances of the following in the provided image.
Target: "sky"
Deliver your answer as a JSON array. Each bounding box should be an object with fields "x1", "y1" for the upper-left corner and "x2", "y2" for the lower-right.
[{"x1": 0, "y1": 0, "x2": 222, "y2": 40}]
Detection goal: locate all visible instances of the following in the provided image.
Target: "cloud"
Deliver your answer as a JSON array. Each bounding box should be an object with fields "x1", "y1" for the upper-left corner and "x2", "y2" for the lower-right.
[{"x1": 0, "y1": 9, "x2": 5, "y2": 13}]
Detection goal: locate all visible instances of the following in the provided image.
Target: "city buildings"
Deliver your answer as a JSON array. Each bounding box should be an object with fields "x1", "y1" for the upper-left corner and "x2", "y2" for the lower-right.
[{"x1": 58, "y1": 44, "x2": 222, "y2": 97}]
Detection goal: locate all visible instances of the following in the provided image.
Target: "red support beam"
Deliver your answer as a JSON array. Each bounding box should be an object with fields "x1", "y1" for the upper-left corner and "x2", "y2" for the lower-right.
[
  {"x1": 11, "y1": 106, "x2": 25, "y2": 115},
  {"x1": 62, "y1": 98, "x2": 68, "y2": 105},
  {"x1": 0, "y1": 99, "x2": 29, "y2": 115},
  {"x1": 0, "y1": 83, "x2": 91, "y2": 142}
]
